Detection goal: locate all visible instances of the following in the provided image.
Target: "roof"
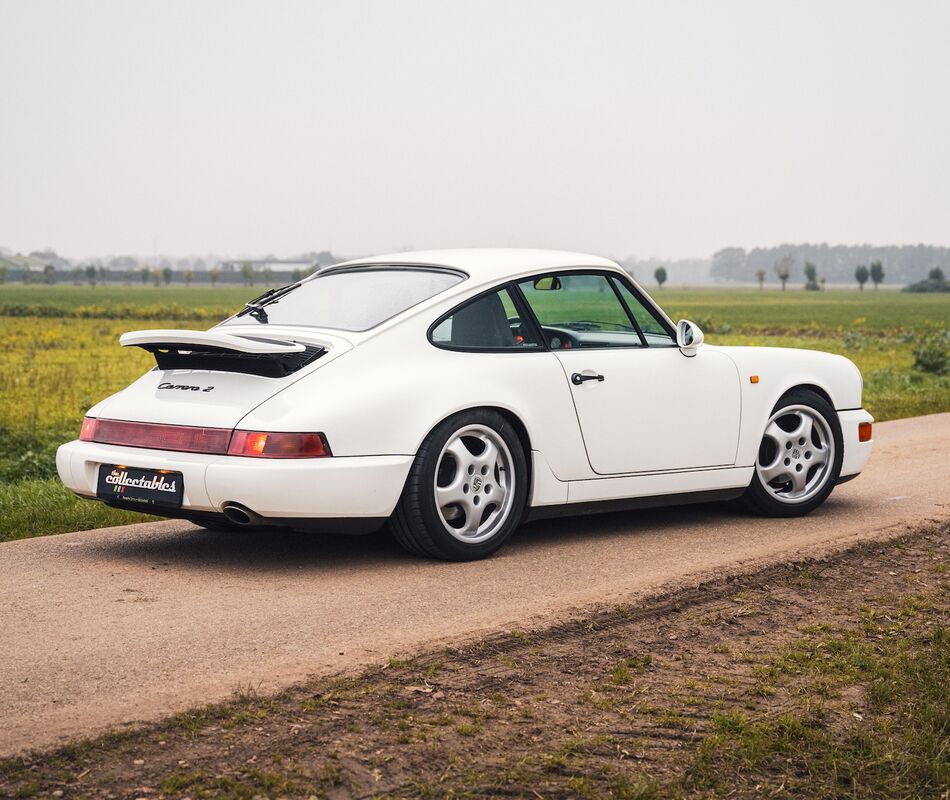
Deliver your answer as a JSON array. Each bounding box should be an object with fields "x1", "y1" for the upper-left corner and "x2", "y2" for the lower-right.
[{"x1": 332, "y1": 248, "x2": 622, "y2": 286}]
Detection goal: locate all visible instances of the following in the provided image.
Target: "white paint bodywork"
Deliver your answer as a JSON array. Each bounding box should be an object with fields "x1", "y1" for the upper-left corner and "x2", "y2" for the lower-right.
[{"x1": 57, "y1": 249, "x2": 873, "y2": 525}]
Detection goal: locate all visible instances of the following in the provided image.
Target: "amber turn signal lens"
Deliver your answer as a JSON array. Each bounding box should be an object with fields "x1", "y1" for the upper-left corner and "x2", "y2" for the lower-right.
[
  {"x1": 227, "y1": 431, "x2": 331, "y2": 458},
  {"x1": 858, "y1": 422, "x2": 873, "y2": 442},
  {"x1": 749, "y1": 375, "x2": 760, "y2": 384}
]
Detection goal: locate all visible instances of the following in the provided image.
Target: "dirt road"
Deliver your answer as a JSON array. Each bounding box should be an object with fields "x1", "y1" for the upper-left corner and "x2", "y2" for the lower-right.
[{"x1": 2, "y1": 414, "x2": 948, "y2": 756}]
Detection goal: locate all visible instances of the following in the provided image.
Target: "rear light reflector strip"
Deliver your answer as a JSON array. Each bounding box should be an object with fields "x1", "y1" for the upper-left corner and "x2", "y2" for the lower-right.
[{"x1": 81, "y1": 418, "x2": 232, "y2": 454}]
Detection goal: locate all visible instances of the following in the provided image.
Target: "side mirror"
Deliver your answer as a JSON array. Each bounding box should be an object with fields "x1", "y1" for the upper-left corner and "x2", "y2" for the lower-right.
[
  {"x1": 532, "y1": 276, "x2": 562, "y2": 291},
  {"x1": 676, "y1": 319, "x2": 704, "y2": 357}
]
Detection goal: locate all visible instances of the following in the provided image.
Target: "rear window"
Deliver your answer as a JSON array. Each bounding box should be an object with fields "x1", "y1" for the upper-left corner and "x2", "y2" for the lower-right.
[{"x1": 220, "y1": 267, "x2": 464, "y2": 332}]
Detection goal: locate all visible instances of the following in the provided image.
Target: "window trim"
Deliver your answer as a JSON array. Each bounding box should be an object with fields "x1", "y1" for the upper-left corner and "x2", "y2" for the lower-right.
[
  {"x1": 426, "y1": 282, "x2": 548, "y2": 354},
  {"x1": 607, "y1": 274, "x2": 679, "y2": 347}
]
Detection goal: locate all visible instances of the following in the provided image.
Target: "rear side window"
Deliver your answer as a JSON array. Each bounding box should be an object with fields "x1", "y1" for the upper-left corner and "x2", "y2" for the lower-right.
[{"x1": 430, "y1": 288, "x2": 543, "y2": 350}]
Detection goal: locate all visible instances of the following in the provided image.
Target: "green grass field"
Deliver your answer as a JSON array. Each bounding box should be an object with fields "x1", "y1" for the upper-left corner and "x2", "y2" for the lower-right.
[{"x1": 0, "y1": 283, "x2": 947, "y2": 542}]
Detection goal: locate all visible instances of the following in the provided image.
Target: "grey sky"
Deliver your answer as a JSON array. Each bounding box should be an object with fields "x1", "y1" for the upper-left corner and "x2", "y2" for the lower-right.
[{"x1": 1, "y1": 0, "x2": 948, "y2": 261}]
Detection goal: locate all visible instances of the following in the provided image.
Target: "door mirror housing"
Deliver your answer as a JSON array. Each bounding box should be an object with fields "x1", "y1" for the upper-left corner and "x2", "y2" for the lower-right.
[{"x1": 676, "y1": 319, "x2": 704, "y2": 357}]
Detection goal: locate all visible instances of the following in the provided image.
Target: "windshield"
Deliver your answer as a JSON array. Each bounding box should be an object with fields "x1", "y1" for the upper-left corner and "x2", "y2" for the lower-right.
[{"x1": 220, "y1": 267, "x2": 464, "y2": 331}]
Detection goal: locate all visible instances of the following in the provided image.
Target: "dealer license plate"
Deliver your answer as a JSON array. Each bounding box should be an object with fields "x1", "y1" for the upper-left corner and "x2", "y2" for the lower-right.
[{"x1": 96, "y1": 464, "x2": 184, "y2": 508}]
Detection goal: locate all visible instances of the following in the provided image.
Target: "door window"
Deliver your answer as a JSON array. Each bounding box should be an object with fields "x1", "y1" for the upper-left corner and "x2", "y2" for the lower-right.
[
  {"x1": 430, "y1": 287, "x2": 543, "y2": 350},
  {"x1": 517, "y1": 273, "x2": 642, "y2": 349}
]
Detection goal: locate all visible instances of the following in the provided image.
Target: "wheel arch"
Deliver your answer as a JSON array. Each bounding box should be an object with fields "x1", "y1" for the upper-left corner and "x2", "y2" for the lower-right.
[{"x1": 777, "y1": 382, "x2": 835, "y2": 410}]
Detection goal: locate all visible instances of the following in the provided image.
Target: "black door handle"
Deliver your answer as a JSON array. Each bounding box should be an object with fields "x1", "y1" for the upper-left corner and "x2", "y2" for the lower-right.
[{"x1": 571, "y1": 372, "x2": 605, "y2": 385}]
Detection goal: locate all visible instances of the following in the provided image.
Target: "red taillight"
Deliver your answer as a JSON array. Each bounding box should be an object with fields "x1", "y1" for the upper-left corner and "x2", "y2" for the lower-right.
[
  {"x1": 79, "y1": 417, "x2": 331, "y2": 458},
  {"x1": 85, "y1": 418, "x2": 232, "y2": 454},
  {"x1": 858, "y1": 422, "x2": 873, "y2": 442},
  {"x1": 80, "y1": 417, "x2": 97, "y2": 441},
  {"x1": 228, "y1": 431, "x2": 331, "y2": 458}
]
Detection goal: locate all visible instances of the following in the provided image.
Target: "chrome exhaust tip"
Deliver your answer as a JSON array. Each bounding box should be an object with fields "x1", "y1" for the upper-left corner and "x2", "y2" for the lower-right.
[{"x1": 221, "y1": 502, "x2": 261, "y2": 526}]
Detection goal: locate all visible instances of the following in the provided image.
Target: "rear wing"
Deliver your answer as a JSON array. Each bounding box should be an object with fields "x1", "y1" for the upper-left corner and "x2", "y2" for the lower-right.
[{"x1": 120, "y1": 329, "x2": 324, "y2": 378}]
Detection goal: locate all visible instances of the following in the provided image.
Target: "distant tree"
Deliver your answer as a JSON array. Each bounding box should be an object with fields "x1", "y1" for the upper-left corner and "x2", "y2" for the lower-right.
[
  {"x1": 929, "y1": 267, "x2": 946, "y2": 281},
  {"x1": 654, "y1": 266, "x2": 667, "y2": 288},
  {"x1": 98, "y1": 265, "x2": 107, "y2": 285},
  {"x1": 43, "y1": 264, "x2": 56, "y2": 284},
  {"x1": 855, "y1": 264, "x2": 869, "y2": 291},
  {"x1": 184, "y1": 269, "x2": 194, "y2": 287},
  {"x1": 291, "y1": 269, "x2": 303, "y2": 282},
  {"x1": 0, "y1": 264, "x2": 8, "y2": 284},
  {"x1": 774, "y1": 255, "x2": 793, "y2": 291},
  {"x1": 820, "y1": 277, "x2": 827, "y2": 291},
  {"x1": 755, "y1": 269, "x2": 766, "y2": 290},
  {"x1": 240, "y1": 263, "x2": 255, "y2": 287},
  {"x1": 870, "y1": 260, "x2": 885, "y2": 290},
  {"x1": 804, "y1": 261, "x2": 820, "y2": 291},
  {"x1": 161, "y1": 266, "x2": 173, "y2": 286},
  {"x1": 262, "y1": 266, "x2": 274, "y2": 285},
  {"x1": 123, "y1": 269, "x2": 134, "y2": 285},
  {"x1": 209, "y1": 268, "x2": 221, "y2": 287},
  {"x1": 84, "y1": 265, "x2": 97, "y2": 286},
  {"x1": 140, "y1": 267, "x2": 151, "y2": 284},
  {"x1": 71, "y1": 266, "x2": 83, "y2": 285}
]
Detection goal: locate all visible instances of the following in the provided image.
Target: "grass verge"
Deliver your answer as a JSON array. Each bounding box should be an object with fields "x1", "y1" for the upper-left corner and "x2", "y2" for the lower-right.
[{"x1": 0, "y1": 478, "x2": 155, "y2": 542}]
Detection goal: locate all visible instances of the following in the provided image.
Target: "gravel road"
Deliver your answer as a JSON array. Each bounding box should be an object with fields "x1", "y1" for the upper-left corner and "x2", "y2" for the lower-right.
[{"x1": 2, "y1": 413, "x2": 947, "y2": 756}]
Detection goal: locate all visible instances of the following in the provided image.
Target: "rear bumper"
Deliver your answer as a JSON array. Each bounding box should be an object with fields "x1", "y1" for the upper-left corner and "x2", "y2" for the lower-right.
[
  {"x1": 837, "y1": 409, "x2": 873, "y2": 478},
  {"x1": 56, "y1": 440, "x2": 413, "y2": 520}
]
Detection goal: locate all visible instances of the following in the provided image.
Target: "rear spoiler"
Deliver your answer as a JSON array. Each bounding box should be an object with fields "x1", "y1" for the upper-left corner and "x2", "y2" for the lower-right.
[{"x1": 120, "y1": 329, "x2": 324, "y2": 378}]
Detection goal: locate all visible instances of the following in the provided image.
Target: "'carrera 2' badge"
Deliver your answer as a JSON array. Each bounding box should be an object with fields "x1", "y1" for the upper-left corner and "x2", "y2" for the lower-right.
[{"x1": 158, "y1": 382, "x2": 214, "y2": 392}]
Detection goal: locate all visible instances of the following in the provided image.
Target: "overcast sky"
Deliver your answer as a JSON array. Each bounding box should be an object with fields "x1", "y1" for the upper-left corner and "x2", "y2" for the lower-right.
[{"x1": 1, "y1": 1, "x2": 948, "y2": 261}]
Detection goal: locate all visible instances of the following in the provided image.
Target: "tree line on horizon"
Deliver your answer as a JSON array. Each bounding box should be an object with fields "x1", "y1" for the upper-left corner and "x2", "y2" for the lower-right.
[{"x1": 711, "y1": 244, "x2": 950, "y2": 285}]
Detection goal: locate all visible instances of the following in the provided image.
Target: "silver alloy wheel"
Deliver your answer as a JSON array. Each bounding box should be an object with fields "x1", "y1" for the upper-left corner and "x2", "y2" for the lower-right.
[
  {"x1": 755, "y1": 404, "x2": 835, "y2": 505},
  {"x1": 434, "y1": 424, "x2": 516, "y2": 544}
]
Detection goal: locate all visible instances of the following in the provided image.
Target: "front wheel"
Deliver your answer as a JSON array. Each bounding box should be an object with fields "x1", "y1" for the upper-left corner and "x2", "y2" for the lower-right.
[
  {"x1": 743, "y1": 389, "x2": 843, "y2": 517},
  {"x1": 390, "y1": 410, "x2": 528, "y2": 560}
]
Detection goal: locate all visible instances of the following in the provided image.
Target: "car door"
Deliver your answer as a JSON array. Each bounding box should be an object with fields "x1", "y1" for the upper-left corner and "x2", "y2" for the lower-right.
[{"x1": 516, "y1": 272, "x2": 741, "y2": 475}]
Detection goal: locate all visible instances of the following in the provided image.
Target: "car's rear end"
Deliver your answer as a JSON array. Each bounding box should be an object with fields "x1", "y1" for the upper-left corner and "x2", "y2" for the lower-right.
[{"x1": 55, "y1": 324, "x2": 411, "y2": 532}]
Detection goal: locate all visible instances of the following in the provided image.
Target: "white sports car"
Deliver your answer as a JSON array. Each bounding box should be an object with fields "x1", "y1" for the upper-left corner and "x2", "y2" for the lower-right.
[{"x1": 58, "y1": 249, "x2": 874, "y2": 560}]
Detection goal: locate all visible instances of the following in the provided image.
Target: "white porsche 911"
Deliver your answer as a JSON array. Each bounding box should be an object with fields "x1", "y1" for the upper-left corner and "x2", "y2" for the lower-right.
[{"x1": 58, "y1": 249, "x2": 874, "y2": 560}]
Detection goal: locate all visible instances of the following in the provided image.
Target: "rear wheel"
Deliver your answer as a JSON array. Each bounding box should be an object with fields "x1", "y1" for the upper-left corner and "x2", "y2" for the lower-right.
[
  {"x1": 390, "y1": 410, "x2": 528, "y2": 560},
  {"x1": 743, "y1": 389, "x2": 843, "y2": 517}
]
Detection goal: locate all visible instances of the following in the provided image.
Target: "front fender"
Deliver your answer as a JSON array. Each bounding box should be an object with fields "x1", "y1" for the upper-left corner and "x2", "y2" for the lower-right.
[{"x1": 715, "y1": 346, "x2": 864, "y2": 466}]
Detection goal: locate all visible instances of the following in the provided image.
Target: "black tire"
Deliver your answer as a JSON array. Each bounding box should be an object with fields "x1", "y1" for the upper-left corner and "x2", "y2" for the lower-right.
[
  {"x1": 742, "y1": 388, "x2": 843, "y2": 517},
  {"x1": 390, "y1": 409, "x2": 529, "y2": 560}
]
